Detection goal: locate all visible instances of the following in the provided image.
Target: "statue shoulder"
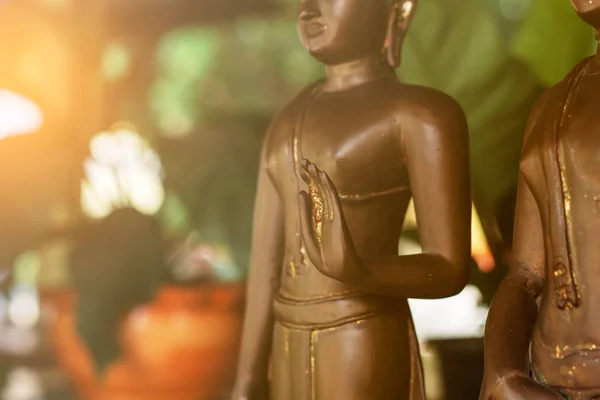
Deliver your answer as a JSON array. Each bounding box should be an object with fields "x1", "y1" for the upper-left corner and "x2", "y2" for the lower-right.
[
  {"x1": 530, "y1": 56, "x2": 593, "y2": 117},
  {"x1": 266, "y1": 79, "x2": 325, "y2": 135},
  {"x1": 392, "y1": 84, "x2": 468, "y2": 144},
  {"x1": 523, "y1": 55, "x2": 592, "y2": 143},
  {"x1": 523, "y1": 88, "x2": 552, "y2": 141},
  {"x1": 262, "y1": 79, "x2": 325, "y2": 169}
]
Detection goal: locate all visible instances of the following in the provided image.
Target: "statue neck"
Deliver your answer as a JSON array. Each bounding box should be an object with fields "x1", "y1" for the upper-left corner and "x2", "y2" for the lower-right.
[{"x1": 322, "y1": 55, "x2": 395, "y2": 93}]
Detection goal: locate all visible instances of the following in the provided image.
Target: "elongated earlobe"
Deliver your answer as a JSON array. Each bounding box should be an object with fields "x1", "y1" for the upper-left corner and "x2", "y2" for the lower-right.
[
  {"x1": 385, "y1": 5, "x2": 400, "y2": 68},
  {"x1": 385, "y1": 0, "x2": 417, "y2": 68}
]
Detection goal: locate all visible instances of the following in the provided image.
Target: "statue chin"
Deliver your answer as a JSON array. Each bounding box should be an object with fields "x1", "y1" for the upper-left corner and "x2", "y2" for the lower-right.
[
  {"x1": 303, "y1": 44, "x2": 326, "y2": 62},
  {"x1": 572, "y1": 0, "x2": 600, "y2": 26},
  {"x1": 300, "y1": 35, "x2": 343, "y2": 65},
  {"x1": 306, "y1": 46, "x2": 383, "y2": 68},
  {"x1": 300, "y1": 32, "x2": 375, "y2": 66}
]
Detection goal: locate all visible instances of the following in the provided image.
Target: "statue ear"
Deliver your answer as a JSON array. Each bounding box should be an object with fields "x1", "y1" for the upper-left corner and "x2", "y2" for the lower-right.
[{"x1": 385, "y1": 0, "x2": 417, "y2": 68}]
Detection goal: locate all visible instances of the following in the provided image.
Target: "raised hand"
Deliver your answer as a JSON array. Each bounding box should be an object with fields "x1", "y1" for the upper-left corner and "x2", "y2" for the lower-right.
[{"x1": 298, "y1": 159, "x2": 363, "y2": 283}]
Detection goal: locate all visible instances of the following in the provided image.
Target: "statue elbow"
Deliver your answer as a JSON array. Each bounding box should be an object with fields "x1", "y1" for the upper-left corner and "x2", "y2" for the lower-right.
[{"x1": 445, "y1": 256, "x2": 471, "y2": 297}]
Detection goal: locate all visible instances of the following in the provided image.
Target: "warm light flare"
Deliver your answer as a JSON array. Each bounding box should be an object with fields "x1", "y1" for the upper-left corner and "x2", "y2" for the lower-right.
[
  {"x1": 0, "y1": 89, "x2": 43, "y2": 140},
  {"x1": 471, "y1": 207, "x2": 495, "y2": 272},
  {"x1": 81, "y1": 127, "x2": 165, "y2": 219}
]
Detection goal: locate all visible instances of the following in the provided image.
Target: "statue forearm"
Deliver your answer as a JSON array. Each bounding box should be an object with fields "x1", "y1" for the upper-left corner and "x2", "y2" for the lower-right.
[
  {"x1": 357, "y1": 252, "x2": 469, "y2": 299},
  {"x1": 479, "y1": 275, "x2": 539, "y2": 399},
  {"x1": 235, "y1": 266, "x2": 278, "y2": 389}
]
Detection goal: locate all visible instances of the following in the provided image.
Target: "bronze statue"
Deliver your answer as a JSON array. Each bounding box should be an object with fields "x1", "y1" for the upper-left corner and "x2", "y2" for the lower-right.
[
  {"x1": 480, "y1": 2, "x2": 600, "y2": 399},
  {"x1": 232, "y1": 0, "x2": 471, "y2": 398}
]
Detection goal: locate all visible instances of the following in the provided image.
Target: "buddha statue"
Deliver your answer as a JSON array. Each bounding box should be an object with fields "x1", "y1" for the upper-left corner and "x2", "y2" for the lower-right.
[
  {"x1": 232, "y1": 0, "x2": 471, "y2": 398},
  {"x1": 480, "y1": 2, "x2": 600, "y2": 399}
]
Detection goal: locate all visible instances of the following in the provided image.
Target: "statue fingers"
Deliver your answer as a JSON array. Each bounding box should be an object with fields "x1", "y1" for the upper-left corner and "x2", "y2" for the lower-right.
[
  {"x1": 304, "y1": 160, "x2": 330, "y2": 219},
  {"x1": 319, "y1": 169, "x2": 341, "y2": 221},
  {"x1": 298, "y1": 191, "x2": 323, "y2": 266},
  {"x1": 300, "y1": 159, "x2": 311, "y2": 185}
]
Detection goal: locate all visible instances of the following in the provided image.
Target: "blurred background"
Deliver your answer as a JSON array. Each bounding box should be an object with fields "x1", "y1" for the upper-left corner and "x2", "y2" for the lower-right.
[{"x1": 0, "y1": 0, "x2": 595, "y2": 398}]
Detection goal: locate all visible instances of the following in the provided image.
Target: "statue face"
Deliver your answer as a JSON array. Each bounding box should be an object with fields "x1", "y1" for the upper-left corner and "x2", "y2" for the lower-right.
[
  {"x1": 297, "y1": 0, "x2": 391, "y2": 65},
  {"x1": 571, "y1": 0, "x2": 600, "y2": 26}
]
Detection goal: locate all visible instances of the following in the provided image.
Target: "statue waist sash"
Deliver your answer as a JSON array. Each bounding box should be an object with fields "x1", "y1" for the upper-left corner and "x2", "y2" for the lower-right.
[
  {"x1": 273, "y1": 291, "x2": 426, "y2": 399},
  {"x1": 273, "y1": 291, "x2": 397, "y2": 330}
]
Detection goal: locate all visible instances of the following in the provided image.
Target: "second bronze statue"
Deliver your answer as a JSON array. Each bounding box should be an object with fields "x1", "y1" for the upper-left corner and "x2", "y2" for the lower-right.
[
  {"x1": 480, "y1": 1, "x2": 600, "y2": 399},
  {"x1": 232, "y1": 0, "x2": 472, "y2": 399}
]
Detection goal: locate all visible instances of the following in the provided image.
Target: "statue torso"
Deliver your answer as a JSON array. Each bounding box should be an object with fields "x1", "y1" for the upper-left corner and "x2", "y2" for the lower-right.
[
  {"x1": 265, "y1": 78, "x2": 414, "y2": 302},
  {"x1": 523, "y1": 59, "x2": 600, "y2": 388}
]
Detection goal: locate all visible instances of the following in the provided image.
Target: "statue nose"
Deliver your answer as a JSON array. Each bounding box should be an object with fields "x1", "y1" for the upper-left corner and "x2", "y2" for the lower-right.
[{"x1": 299, "y1": 0, "x2": 320, "y2": 21}]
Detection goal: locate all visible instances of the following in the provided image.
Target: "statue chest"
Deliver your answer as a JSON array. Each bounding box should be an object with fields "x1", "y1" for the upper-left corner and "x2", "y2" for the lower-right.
[
  {"x1": 521, "y1": 73, "x2": 600, "y2": 312},
  {"x1": 559, "y1": 80, "x2": 600, "y2": 196},
  {"x1": 266, "y1": 99, "x2": 409, "y2": 202}
]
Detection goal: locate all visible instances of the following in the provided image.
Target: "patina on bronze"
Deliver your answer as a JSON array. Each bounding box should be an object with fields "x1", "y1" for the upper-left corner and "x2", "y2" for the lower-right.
[
  {"x1": 480, "y1": 2, "x2": 600, "y2": 399},
  {"x1": 232, "y1": 0, "x2": 471, "y2": 398}
]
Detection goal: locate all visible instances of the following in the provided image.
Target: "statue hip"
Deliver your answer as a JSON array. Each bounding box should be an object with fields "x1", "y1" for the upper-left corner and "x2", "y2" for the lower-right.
[{"x1": 270, "y1": 293, "x2": 425, "y2": 400}]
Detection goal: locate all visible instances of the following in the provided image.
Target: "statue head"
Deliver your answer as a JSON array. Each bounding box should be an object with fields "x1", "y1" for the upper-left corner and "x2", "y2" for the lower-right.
[
  {"x1": 571, "y1": 0, "x2": 600, "y2": 28},
  {"x1": 297, "y1": 0, "x2": 417, "y2": 68}
]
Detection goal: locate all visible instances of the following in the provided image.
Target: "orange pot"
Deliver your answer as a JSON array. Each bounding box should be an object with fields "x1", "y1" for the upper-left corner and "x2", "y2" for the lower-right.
[{"x1": 43, "y1": 284, "x2": 245, "y2": 400}]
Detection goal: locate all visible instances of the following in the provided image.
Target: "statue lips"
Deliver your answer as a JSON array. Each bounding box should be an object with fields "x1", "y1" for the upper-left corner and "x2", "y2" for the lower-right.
[
  {"x1": 304, "y1": 21, "x2": 326, "y2": 38},
  {"x1": 299, "y1": 10, "x2": 326, "y2": 38}
]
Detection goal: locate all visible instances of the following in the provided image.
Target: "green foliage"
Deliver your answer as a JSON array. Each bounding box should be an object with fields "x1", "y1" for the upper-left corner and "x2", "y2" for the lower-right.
[
  {"x1": 13, "y1": 251, "x2": 40, "y2": 286},
  {"x1": 151, "y1": 8, "x2": 322, "y2": 136},
  {"x1": 151, "y1": 27, "x2": 222, "y2": 136},
  {"x1": 401, "y1": 0, "x2": 542, "y2": 220},
  {"x1": 102, "y1": 42, "x2": 132, "y2": 82},
  {"x1": 510, "y1": 0, "x2": 595, "y2": 86},
  {"x1": 159, "y1": 191, "x2": 191, "y2": 236},
  {"x1": 158, "y1": 111, "x2": 269, "y2": 276},
  {"x1": 401, "y1": 0, "x2": 595, "y2": 222}
]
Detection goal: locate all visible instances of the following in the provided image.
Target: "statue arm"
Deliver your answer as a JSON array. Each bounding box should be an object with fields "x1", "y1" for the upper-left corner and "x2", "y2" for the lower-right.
[
  {"x1": 233, "y1": 137, "x2": 284, "y2": 400},
  {"x1": 479, "y1": 88, "x2": 562, "y2": 399},
  {"x1": 479, "y1": 174, "x2": 557, "y2": 399},
  {"x1": 359, "y1": 97, "x2": 471, "y2": 299}
]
